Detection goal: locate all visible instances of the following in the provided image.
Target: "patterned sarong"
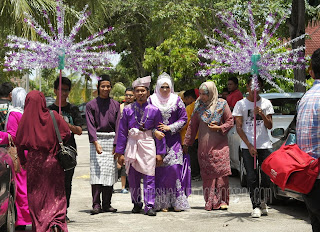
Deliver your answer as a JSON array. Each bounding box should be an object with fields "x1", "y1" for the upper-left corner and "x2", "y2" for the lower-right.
[{"x1": 90, "y1": 132, "x2": 117, "y2": 186}]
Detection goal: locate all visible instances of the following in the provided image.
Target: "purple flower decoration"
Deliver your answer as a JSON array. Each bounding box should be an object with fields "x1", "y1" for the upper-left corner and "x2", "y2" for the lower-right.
[
  {"x1": 198, "y1": 3, "x2": 307, "y2": 91},
  {"x1": 4, "y1": 0, "x2": 116, "y2": 77}
]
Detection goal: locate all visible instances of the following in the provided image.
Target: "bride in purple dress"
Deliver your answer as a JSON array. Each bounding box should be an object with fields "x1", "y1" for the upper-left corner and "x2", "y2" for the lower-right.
[{"x1": 149, "y1": 72, "x2": 190, "y2": 211}]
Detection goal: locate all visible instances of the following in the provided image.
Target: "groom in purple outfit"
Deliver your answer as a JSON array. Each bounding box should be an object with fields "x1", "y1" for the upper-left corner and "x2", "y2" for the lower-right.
[{"x1": 115, "y1": 76, "x2": 166, "y2": 216}]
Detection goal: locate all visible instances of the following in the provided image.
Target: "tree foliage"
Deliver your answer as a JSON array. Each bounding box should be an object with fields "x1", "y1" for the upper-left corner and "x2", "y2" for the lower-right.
[{"x1": 1, "y1": 0, "x2": 320, "y2": 96}]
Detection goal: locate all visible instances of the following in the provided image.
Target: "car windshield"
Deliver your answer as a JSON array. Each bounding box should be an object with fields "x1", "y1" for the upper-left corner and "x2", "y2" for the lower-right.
[{"x1": 269, "y1": 98, "x2": 300, "y2": 115}]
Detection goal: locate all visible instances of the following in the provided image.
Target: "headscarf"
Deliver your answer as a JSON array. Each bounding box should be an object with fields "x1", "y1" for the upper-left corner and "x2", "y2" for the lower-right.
[
  {"x1": 149, "y1": 72, "x2": 178, "y2": 111},
  {"x1": 194, "y1": 81, "x2": 221, "y2": 124},
  {"x1": 5, "y1": 87, "x2": 27, "y2": 131},
  {"x1": 132, "y1": 76, "x2": 151, "y2": 89},
  {"x1": 15, "y1": 90, "x2": 70, "y2": 152},
  {"x1": 11, "y1": 87, "x2": 26, "y2": 113}
]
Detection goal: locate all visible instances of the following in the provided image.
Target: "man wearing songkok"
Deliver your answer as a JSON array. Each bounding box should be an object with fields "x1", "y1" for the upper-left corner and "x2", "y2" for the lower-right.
[
  {"x1": 86, "y1": 74, "x2": 120, "y2": 215},
  {"x1": 115, "y1": 76, "x2": 166, "y2": 216}
]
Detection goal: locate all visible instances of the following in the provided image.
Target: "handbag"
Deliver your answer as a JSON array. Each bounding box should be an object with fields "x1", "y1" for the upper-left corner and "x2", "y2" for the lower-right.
[
  {"x1": 261, "y1": 135, "x2": 319, "y2": 194},
  {"x1": 50, "y1": 110, "x2": 77, "y2": 171},
  {"x1": 8, "y1": 141, "x2": 21, "y2": 173}
]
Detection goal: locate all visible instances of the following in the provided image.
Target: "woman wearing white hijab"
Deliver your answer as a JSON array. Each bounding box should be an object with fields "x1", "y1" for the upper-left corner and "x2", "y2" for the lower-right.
[
  {"x1": 5, "y1": 87, "x2": 31, "y2": 230},
  {"x1": 149, "y1": 72, "x2": 190, "y2": 212}
]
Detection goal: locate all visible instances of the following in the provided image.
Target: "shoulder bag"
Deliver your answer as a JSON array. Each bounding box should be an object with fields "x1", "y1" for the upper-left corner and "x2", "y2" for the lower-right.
[
  {"x1": 261, "y1": 134, "x2": 319, "y2": 194},
  {"x1": 50, "y1": 110, "x2": 77, "y2": 171},
  {"x1": 8, "y1": 141, "x2": 21, "y2": 173}
]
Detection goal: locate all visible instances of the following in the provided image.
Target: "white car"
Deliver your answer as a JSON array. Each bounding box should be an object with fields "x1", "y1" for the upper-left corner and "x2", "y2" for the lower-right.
[{"x1": 228, "y1": 92, "x2": 304, "y2": 188}]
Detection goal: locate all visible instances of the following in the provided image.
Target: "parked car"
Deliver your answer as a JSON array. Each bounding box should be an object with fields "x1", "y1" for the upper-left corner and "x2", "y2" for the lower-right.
[
  {"x1": 228, "y1": 92, "x2": 304, "y2": 202},
  {"x1": 45, "y1": 97, "x2": 55, "y2": 107},
  {"x1": 0, "y1": 148, "x2": 16, "y2": 232}
]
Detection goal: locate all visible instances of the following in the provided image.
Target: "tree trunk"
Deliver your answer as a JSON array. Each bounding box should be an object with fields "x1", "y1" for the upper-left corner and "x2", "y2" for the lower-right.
[{"x1": 288, "y1": 0, "x2": 306, "y2": 92}]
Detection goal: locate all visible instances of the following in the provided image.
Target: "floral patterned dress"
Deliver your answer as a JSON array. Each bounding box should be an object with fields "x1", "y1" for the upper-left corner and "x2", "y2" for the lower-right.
[
  {"x1": 149, "y1": 97, "x2": 190, "y2": 210},
  {"x1": 184, "y1": 98, "x2": 234, "y2": 210}
]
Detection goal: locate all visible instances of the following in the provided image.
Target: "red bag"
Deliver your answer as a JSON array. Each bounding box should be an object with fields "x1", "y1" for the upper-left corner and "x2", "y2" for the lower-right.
[{"x1": 261, "y1": 144, "x2": 319, "y2": 194}]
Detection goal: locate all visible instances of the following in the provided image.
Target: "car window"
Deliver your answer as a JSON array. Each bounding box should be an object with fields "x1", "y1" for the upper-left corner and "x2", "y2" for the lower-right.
[{"x1": 269, "y1": 98, "x2": 300, "y2": 115}]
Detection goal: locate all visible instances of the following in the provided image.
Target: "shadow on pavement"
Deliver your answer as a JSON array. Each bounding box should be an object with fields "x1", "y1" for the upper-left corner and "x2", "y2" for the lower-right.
[{"x1": 269, "y1": 199, "x2": 309, "y2": 222}]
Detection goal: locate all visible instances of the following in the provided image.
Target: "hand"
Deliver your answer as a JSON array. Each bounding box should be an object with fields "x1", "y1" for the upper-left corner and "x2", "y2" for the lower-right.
[
  {"x1": 248, "y1": 144, "x2": 258, "y2": 157},
  {"x1": 157, "y1": 123, "x2": 171, "y2": 132},
  {"x1": 208, "y1": 122, "x2": 221, "y2": 132},
  {"x1": 117, "y1": 154, "x2": 125, "y2": 166},
  {"x1": 183, "y1": 145, "x2": 189, "y2": 154},
  {"x1": 156, "y1": 155, "x2": 163, "y2": 167},
  {"x1": 94, "y1": 142, "x2": 103, "y2": 154},
  {"x1": 154, "y1": 130, "x2": 165, "y2": 140},
  {"x1": 114, "y1": 152, "x2": 121, "y2": 159},
  {"x1": 254, "y1": 107, "x2": 264, "y2": 116}
]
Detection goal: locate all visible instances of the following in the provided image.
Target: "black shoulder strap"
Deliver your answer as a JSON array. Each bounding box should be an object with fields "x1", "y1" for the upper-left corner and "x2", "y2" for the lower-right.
[{"x1": 49, "y1": 110, "x2": 63, "y2": 144}]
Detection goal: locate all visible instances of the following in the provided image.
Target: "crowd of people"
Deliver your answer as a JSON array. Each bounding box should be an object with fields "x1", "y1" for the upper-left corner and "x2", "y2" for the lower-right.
[{"x1": 2, "y1": 48, "x2": 320, "y2": 232}]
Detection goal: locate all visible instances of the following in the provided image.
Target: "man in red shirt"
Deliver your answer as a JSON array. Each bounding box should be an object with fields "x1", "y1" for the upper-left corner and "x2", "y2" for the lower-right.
[{"x1": 226, "y1": 76, "x2": 243, "y2": 111}]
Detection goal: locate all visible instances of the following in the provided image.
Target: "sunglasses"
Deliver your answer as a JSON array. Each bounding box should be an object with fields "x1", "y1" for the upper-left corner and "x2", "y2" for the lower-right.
[{"x1": 160, "y1": 86, "x2": 170, "y2": 89}]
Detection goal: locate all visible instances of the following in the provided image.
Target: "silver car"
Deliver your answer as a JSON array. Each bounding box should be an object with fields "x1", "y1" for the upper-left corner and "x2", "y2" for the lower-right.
[{"x1": 228, "y1": 92, "x2": 304, "y2": 189}]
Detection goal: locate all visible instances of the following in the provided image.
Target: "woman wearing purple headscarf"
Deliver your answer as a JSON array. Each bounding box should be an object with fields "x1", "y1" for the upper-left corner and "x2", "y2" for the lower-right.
[{"x1": 149, "y1": 72, "x2": 189, "y2": 212}]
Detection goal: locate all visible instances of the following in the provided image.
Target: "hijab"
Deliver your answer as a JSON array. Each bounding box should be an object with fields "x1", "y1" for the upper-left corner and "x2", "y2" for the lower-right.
[
  {"x1": 5, "y1": 87, "x2": 27, "y2": 131},
  {"x1": 15, "y1": 90, "x2": 70, "y2": 152},
  {"x1": 150, "y1": 72, "x2": 178, "y2": 111},
  {"x1": 11, "y1": 87, "x2": 26, "y2": 113},
  {"x1": 194, "y1": 81, "x2": 221, "y2": 124}
]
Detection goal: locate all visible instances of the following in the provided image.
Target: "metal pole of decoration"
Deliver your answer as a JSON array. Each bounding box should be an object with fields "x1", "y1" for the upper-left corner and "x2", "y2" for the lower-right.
[
  {"x1": 58, "y1": 49, "x2": 65, "y2": 115},
  {"x1": 251, "y1": 54, "x2": 261, "y2": 170}
]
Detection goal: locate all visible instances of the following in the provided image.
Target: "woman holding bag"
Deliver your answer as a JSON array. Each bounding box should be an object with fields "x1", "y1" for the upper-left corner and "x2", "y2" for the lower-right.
[
  {"x1": 5, "y1": 87, "x2": 31, "y2": 230},
  {"x1": 15, "y1": 90, "x2": 70, "y2": 232}
]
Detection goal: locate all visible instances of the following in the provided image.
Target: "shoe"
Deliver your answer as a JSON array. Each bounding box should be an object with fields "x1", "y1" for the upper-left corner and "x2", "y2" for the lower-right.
[
  {"x1": 260, "y1": 202, "x2": 268, "y2": 216},
  {"x1": 192, "y1": 175, "x2": 201, "y2": 181},
  {"x1": 103, "y1": 206, "x2": 117, "y2": 213},
  {"x1": 145, "y1": 208, "x2": 157, "y2": 216},
  {"x1": 132, "y1": 204, "x2": 143, "y2": 214},
  {"x1": 66, "y1": 215, "x2": 71, "y2": 223},
  {"x1": 161, "y1": 208, "x2": 168, "y2": 212},
  {"x1": 15, "y1": 225, "x2": 26, "y2": 231},
  {"x1": 251, "y1": 207, "x2": 262, "y2": 218},
  {"x1": 121, "y1": 189, "x2": 129, "y2": 194},
  {"x1": 173, "y1": 207, "x2": 181, "y2": 212},
  {"x1": 91, "y1": 207, "x2": 102, "y2": 215},
  {"x1": 220, "y1": 204, "x2": 228, "y2": 210}
]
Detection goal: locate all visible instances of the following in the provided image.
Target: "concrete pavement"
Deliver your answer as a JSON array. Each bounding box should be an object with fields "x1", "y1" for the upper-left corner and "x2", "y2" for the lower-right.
[
  {"x1": 19, "y1": 132, "x2": 311, "y2": 232},
  {"x1": 65, "y1": 132, "x2": 311, "y2": 232}
]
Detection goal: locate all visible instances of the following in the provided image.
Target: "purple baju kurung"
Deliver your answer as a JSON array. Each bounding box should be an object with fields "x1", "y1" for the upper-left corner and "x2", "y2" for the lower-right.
[
  {"x1": 115, "y1": 102, "x2": 166, "y2": 212},
  {"x1": 149, "y1": 97, "x2": 190, "y2": 210}
]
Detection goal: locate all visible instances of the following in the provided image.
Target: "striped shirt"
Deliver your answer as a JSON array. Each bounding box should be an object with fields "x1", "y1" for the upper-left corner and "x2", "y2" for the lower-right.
[{"x1": 296, "y1": 80, "x2": 320, "y2": 158}]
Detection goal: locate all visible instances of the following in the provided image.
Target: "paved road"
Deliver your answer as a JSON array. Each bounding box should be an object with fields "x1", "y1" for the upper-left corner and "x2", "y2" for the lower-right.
[{"x1": 22, "y1": 132, "x2": 312, "y2": 232}]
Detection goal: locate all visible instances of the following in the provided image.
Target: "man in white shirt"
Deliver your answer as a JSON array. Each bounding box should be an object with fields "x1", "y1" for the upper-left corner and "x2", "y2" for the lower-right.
[{"x1": 232, "y1": 76, "x2": 274, "y2": 218}]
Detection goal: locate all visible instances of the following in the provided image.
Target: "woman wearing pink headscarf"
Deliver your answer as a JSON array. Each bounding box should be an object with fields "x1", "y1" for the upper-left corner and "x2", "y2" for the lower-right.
[
  {"x1": 16, "y1": 91, "x2": 70, "y2": 232},
  {"x1": 149, "y1": 72, "x2": 190, "y2": 212}
]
